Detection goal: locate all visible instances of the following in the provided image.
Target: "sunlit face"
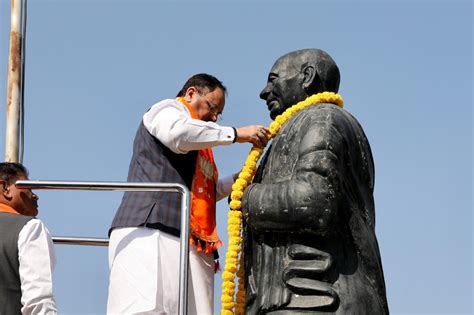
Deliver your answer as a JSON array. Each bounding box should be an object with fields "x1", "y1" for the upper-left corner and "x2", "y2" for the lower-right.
[
  {"x1": 6, "y1": 173, "x2": 39, "y2": 217},
  {"x1": 259, "y1": 55, "x2": 307, "y2": 120},
  {"x1": 186, "y1": 87, "x2": 225, "y2": 122}
]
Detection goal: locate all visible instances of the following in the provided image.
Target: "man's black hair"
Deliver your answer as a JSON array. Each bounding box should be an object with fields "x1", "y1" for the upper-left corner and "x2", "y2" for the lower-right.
[
  {"x1": 176, "y1": 73, "x2": 227, "y2": 97},
  {"x1": 0, "y1": 162, "x2": 29, "y2": 185}
]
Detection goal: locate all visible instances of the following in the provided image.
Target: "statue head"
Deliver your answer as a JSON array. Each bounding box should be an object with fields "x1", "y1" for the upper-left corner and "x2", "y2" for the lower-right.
[{"x1": 260, "y1": 49, "x2": 340, "y2": 119}]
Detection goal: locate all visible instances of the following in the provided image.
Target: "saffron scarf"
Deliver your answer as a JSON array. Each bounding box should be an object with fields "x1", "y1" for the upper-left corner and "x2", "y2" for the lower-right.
[{"x1": 176, "y1": 97, "x2": 222, "y2": 255}]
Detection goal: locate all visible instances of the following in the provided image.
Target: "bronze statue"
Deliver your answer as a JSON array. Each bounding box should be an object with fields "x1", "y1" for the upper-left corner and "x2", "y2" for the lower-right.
[{"x1": 242, "y1": 49, "x2": 389, "y2": 314}]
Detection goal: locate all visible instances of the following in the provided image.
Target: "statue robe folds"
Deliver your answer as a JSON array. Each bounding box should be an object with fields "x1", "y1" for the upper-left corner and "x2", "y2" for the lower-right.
[{"x1": 242, "y1": 103, "x2": 389, "y2": 314}]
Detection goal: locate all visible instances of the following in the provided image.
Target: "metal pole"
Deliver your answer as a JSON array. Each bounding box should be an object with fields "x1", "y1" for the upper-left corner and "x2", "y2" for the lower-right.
[
  {"x1": 15, "y1": 180, "x2": 191, "y2": 315},
  {"x1": 5, "y1": 0, "x2": 26, "y2": 162},
  {"x1": 52, "y1": 236, "x2": 109, "y2": 246},
  {"x1": 178, "y1": 185, "x2": 190, "y2": 315}
]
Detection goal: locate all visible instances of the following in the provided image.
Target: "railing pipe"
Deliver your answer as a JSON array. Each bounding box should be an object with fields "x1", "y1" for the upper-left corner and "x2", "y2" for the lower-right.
[
  {"x1": 15, "y1": 180, "x2": 191, "y2": 315},
  {"x1": 52, "y1": 236, "x2": 109, "y2": 246}
]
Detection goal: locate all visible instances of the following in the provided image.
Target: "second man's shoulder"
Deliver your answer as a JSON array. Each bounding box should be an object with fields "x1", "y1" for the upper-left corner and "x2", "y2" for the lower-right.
[{"x1": 146, "y1": 98, "x2": 186, "y2": 113}]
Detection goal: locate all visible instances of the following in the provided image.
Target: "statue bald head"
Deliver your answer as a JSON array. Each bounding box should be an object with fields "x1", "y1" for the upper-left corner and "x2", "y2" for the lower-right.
[{"x1": 260, "y1": 49, "x2": 340, "y2": 119}]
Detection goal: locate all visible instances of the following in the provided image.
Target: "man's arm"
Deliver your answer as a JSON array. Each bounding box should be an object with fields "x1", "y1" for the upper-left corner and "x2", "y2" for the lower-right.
[
  {"x1": 143, "y1": 99, "x2": 269, "y2": 153},
  {"x1": 216, "y1": 174, "x2": 235, "y2": 201},
  {"x1": 243, "y1": 113, "x2": 344, "y2": 233},
  {"x1": 18, "y1": 219, "x2": 58, "y2": 315},
  {"x1": 143, "y1": 99, "x2": 235, "y2": 154}
]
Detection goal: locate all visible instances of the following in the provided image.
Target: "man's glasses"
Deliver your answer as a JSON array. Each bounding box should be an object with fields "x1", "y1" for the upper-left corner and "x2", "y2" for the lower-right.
[{"x1": 202, "y1": 96, "x2": 223, "y2": 121}]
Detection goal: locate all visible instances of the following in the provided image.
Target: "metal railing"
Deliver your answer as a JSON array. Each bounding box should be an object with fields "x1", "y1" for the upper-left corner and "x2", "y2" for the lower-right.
[
  {"x1": 51, "y1": 236, "x2": 109, "y2": 246},
  {"x1": 15, "y1": 180, "x2": 191, "y2": 315}
]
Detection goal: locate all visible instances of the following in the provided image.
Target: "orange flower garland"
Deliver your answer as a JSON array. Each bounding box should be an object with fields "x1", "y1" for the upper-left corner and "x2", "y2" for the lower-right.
[{"x1": 220, "y1": 92, "x2": 343, "y2": 314}]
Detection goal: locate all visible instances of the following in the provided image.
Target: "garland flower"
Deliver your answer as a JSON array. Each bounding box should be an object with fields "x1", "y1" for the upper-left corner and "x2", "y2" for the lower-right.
[{"x1": 220, "y1": 92, "x2": 343, "y2": 315}]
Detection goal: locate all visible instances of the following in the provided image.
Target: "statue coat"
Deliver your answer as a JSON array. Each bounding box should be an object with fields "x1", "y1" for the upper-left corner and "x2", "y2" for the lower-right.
[{"x1": 243, "y1": 103, "x2": 389, "y2": 314}]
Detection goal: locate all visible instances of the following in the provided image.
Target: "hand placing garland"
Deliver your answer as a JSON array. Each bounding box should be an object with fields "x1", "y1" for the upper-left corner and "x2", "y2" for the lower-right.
[{"x1": 220, "y1": 92, "x2": 343, "y2": 315}]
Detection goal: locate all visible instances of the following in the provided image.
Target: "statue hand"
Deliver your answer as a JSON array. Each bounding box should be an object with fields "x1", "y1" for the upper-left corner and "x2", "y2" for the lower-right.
[
  {"x1": 282, "y1": 244, "x2": 338, "y2": 309},
  {"x1": 283, "y1": 244, "x2": 333, "y2": 281}
]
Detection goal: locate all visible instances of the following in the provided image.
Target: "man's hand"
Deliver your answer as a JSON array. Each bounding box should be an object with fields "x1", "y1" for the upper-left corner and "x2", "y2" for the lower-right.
[{"x1": 235, "y1": 125, "x2": 270, "y2": 148}]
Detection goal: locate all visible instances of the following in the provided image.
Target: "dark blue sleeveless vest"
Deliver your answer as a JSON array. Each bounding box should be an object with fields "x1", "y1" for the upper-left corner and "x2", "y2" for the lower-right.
[{"x1": 110, "y1": 121, "x2": 197, "y2": 236}]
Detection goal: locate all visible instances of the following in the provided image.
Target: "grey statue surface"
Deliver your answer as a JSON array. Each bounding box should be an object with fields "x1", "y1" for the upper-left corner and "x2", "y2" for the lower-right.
[{"x1": 242, "y1": 49, "x2": 389, "y2": 314}]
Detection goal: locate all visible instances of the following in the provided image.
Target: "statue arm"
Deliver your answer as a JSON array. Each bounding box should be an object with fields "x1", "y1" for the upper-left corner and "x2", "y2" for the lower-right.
[{"x1": 243, "y1": 117, "x2": 343, "y2": 233}]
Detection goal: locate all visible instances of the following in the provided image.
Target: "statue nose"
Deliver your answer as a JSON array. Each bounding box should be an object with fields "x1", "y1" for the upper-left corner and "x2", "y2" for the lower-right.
[{"x1": 260, "y1": 85, "x2": 271, "y2": 100}]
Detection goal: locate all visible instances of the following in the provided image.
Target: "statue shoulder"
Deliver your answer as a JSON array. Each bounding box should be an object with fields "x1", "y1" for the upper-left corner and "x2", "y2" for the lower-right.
[
  {"x1": 296, "y1": 103, "x2": 370, "y2": 153},
  {"x1": 299, "y1": 102, "x2": 348, "y2": 128},
  {"x1": 304, "y1": 103, "x2": 364, "y2": 132}
]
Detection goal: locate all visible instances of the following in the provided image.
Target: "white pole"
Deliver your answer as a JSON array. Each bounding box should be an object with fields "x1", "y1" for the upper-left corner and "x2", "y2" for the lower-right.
[{"x1": 4, "y1": 0, "x2": 26, "y2": 162}]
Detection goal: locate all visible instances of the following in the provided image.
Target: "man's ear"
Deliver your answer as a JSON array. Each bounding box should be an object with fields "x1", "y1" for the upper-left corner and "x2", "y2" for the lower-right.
[
  {"x1": 184, "y1": 86, "x2": 198, "y2": 101},
  {"x1": 0, "y1": 180, "x2": 11, "y2": 198}
]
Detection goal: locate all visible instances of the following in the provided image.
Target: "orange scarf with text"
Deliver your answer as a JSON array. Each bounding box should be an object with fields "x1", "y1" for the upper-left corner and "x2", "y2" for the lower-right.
[{"x1": 176, "y1": 97, "x2": 222, "y2": 256}]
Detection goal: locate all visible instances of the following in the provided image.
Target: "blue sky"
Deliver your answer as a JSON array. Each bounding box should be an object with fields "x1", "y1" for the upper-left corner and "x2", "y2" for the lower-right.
[{"x1": 1, "y1": 0, "x2": 472, "y2": 314}]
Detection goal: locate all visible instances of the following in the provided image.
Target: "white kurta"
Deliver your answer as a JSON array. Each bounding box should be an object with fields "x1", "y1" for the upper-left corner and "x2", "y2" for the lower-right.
[
  {"x1": 18, "y1": 219, "x2": 58, "y2": 314},
  {"x1": 107, "y1": 99, "x2": 235, "y2": 314}
]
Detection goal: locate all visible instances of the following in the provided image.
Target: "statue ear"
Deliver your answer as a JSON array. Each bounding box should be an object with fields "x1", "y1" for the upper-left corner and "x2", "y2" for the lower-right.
[
  {"x1": 302, "y1": 65, "x2": 323, "y2": 94},
  {"x1": 302, "y1": 65, "x2": 316, "y2": 91}
]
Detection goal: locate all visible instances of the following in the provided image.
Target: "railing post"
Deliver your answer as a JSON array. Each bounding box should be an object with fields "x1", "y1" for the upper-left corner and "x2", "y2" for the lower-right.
[{"x1": 178, "y1": 185, "x2": 191, "y2": 315}]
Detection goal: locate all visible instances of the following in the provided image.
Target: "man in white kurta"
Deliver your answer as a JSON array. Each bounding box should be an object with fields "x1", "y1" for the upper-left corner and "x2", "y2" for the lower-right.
[{"x1": 0, "y1": 162, "x2": 57, "y2": 315}]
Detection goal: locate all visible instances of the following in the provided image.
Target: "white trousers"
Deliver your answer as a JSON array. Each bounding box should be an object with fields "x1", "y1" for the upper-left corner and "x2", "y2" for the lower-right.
[{"x1": 107, "y1": 227, "x2": 214, "y2": 315}]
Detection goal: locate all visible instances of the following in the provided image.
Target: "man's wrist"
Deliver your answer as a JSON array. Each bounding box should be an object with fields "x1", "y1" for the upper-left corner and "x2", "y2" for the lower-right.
[{"x1": 232, "y1": 127, "x2": 238, "y2": 143}]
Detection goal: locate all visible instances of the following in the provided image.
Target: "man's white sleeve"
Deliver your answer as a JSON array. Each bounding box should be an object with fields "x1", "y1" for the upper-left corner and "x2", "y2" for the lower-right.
[
  {"x1": 143, "y1": 99, "x2": 235, "y2": 154},
  {"x1": 216, "y1": 174, "x2": 235, "y2": 201},
  {"x1": 18, "y1": 219, "x2": 58, "y2": 315}
]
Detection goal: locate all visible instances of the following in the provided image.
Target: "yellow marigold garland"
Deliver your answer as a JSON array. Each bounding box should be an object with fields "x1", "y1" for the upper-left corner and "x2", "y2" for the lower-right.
[{"x1": 220, "y1": 92, "x2": 343, "y2": 314}]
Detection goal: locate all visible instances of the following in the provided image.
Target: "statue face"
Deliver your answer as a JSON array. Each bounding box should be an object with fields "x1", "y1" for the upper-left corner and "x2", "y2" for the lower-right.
[{"x1": 259, "y1": 54, "x2": 308, "y2": 119}]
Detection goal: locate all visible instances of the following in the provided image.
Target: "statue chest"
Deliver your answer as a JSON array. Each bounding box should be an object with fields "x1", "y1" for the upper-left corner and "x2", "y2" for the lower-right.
[{"x1": 261, "y1": 114, "x2": 305, "y2": 182}]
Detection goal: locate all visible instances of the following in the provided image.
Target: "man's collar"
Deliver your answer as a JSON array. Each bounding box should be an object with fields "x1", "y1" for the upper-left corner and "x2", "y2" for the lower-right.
[
  {"x1": 0, "y1": 203, "x2": 21, "y2": 215},
  {"x1": 176, "y1": 97, "x2": 199, "y2": 119}
]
